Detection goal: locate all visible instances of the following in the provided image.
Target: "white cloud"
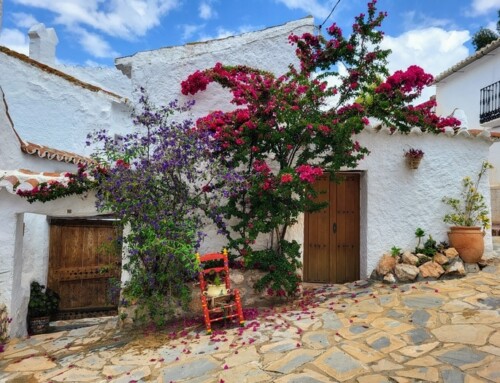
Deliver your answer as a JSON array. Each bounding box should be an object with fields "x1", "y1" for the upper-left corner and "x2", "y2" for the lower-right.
[
  {"x1": 179, "y1": 23, "x2": 205, "y2": 40},
  {"x1": 275, "y1": 0, "x2": 330, "y2": 19},
  {"x1": 12, "y1": 0, "x2": 181, "y2": 39},
  {"x1": 381, "y1": 28, "x2": 471, "y2": 76},
  {"x1": 11, "y1": 12, "x2": 39, "y2": 28},
  {"x1": 0, "y1": 28, "x2": 30, "y2": 55},
  {"x1": 402, "y1": 11, "x2": 454, "y2": 30},
  {"x1": 486, "y1": 20, "x2": 499, "y2": 31},
  {"x1": 381, "y1": 27, "x2": 471, "y2": 102},
  {"x1": 471, "y1": 0, "x2": 500, "y2": 15},
  {"x1": 76, "y1": 29, "x2": 120, "y2": 58},
  {"x1": 199, "y1": 1, "x2": 216, "y2": 20}
]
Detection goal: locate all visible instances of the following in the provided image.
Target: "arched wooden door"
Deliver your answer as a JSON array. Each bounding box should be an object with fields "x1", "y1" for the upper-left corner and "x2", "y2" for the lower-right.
[{"x1": 304, "y1": 173, "x2": 360, "y2": 284}]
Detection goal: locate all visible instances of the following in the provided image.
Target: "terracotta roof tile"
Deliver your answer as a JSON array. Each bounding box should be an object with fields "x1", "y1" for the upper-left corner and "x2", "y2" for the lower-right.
[
  {"x1": 20, "y1": 141, "x2": 93, "y2": 165},
  {"x1": 0, "y1": 169, "x2": 68, "y2": 194},
  {"x1": 0, "y1": 45, "x2": 126, "y2": 101}
]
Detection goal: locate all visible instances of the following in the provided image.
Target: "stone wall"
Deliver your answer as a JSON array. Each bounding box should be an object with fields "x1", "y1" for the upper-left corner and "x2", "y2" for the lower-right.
[{"x1": 119, "y1": 268, "x2": 285, "y2": 327}]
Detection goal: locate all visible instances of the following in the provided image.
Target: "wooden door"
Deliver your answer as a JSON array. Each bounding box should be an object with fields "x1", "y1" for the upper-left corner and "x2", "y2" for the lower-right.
[
  {"x1": 48, "y1": 219, "x2": 122, "y2": 319},
  {"x1": 304, "y1": 173, "x2": 360, "y2": 283}
]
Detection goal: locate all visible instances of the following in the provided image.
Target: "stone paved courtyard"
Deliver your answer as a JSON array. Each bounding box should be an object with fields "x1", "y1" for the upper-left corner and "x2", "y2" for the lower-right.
[{"x1": 1, "y1": 260, "x2": 499, "y2": 383}]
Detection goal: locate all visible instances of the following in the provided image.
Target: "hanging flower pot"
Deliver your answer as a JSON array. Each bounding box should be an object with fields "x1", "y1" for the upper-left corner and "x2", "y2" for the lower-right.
[
  {"x1": 404, "y1": 148, "x2": 424, "y2": 169},
  {"x1": 407, "y1": 157, "x2": 422, "y2": 169}
]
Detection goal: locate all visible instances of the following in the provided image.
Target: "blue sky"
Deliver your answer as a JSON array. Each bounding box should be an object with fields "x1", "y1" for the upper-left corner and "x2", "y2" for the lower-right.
[{"x1": 0, "y1": 0, "x2": 499, "y2": 79}]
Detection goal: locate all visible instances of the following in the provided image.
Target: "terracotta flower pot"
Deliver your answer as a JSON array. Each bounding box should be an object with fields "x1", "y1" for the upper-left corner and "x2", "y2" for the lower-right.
[
  {"x1": 406, "y1": 156, "x2": 422, "y2": 169},
  {"x1": 29, "y1": 316, "x2": 50, "y2": 334},
  {"x1": 447, "y1": 226, "x2": 484, "y2": 263}
]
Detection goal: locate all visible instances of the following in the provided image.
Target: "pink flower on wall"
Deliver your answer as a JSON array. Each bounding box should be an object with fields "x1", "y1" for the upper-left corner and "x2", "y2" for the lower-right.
[
  {"x1": 280, "y1": 173, "x2": 293, "y2": 183},
  {"x1": 295, "y1": 165, "x2": 323, "y2": 183}
]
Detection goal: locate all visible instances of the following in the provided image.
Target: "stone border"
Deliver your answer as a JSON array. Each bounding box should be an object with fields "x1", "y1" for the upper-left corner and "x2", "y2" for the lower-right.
[{"x1": 370, "y1": 247, "x2": 487, "y2": 283}]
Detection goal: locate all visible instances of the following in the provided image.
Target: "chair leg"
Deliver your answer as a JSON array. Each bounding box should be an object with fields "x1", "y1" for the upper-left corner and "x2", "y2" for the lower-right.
[
  {"x1": 234, "y1": 289, "x2": 245, "y2": 327},
  {"x1": 201, "y1": 295, "x2": 212, "y2": 334}
]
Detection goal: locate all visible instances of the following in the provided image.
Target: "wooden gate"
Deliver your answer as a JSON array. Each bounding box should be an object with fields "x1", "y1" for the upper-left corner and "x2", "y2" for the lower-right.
[
  {"x1": 304, "y1": 173, "x2": 360, "y2": 284},
  {"x1": 48, "y1": 218, "x2": 122, "y2": 319}
]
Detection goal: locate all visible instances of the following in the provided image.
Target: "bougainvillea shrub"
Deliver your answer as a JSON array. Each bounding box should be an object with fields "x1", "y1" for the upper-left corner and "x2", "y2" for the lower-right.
[{"x1": 181, "y1": 0, "x2": 460, "y2": 296}]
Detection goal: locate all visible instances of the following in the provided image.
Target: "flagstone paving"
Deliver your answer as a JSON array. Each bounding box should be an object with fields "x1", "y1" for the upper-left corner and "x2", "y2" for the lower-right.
[{"x1": 1, "y1": 260, "x2": 499, "y2": 382}]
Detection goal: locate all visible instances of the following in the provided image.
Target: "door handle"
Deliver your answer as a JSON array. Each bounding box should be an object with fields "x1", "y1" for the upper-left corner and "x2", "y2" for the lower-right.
[{"x1": 332, "y1": 223, "x2": 337, "y2": 233}]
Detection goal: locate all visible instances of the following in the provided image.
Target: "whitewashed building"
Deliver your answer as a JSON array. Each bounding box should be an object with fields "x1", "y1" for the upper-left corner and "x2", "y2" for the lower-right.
[
  {"x1": 0, "y1": 86, "x2": 100, "y2": 336},
  {"x1": 434, "y1": 39, "x2": 500, "y2": 224},
  {"x1": 0, "y1": 24, "x2": 132, "y2": 337},
  {"x1": 0, "y1": 17, "x2": 497, "y2": 337}
]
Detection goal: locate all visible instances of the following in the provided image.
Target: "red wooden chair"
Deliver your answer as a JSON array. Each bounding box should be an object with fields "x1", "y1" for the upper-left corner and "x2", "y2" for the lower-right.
[{"x1": 196, "y1": 249, "x2": 244, "y2": 334}]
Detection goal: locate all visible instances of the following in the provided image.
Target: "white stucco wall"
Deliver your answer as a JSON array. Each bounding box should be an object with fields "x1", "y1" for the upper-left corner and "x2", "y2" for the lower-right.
[
  {"x1": 0, "y1": 192, "x2": 100, "y2": 337},
  {"x1": 57, "y1": 65, "x2": 133, "y2": 99},
  {"x1": 21, "y1": 214, "x2": 50, "y2": 286},
  {"x1": 115, "y1": 17, "x2": 314, "y2": 110},
  {"x1": 114, "y1": 17, "x2": 314, "y2": 256},
  {"x1": 0, "y1": 51, "x2": 133, "y2": 155},
  {"x1": 435, "y1": 46, "x2": 500, "y2": 184},
  {"x1": 356, "y1": 127, "x2": 493, "y2": 275},
  {"x1": 435, "y1": 47, "x2": 500, "y2": 128},
  {"x1": 283, "y1": 128, "x2": 494, "y2": 278},
  {"x1": 1, "y1": 87, "x2": 100, "y2": 337},
  {"x1": 115, "y1": 18, "x2": 494, "y2": 277}
]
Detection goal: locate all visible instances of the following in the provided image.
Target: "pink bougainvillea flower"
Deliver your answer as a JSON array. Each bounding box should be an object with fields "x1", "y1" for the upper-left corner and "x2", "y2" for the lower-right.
[
  {"x1": 295, "y1": 165, "x2": 323, "y2": 183},
  {"x1": 280, "y1": 173, "x2": 293, "y2": 183},
  {"x1": 252, "y1": 160, "x2": 271, "y2": 175}
]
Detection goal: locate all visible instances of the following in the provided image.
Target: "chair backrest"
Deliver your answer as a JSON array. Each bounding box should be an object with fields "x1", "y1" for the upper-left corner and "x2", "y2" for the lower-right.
[{"x1": 197, "y1": 250, "x2": 231, "y2": 292}]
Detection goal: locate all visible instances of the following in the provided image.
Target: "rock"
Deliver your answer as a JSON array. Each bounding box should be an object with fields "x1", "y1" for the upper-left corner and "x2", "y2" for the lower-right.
[
  {"x1": 370, "y1": 269, "x2": 383, "y2": 281},
  {"x1": 432, "y1": 324, "x2": 493, "y2": 345},
  {"x1": 383, "y1": 273, "x2": 396, "y2": 284},
  {"x1": 477, "y1": 259, "x2": 489, "y2": 268},
  {"x1": 394, "y1": 264, "x2": 419, "y2": 282},
  {"x1": 376, "y1": 253, "x2": 397, "y2": 275},
  {"x1": 444, "y1": 247, "x2": 459, "y2": 258},
  {"x1": 433, "y1": 253, "x2": 449, "y2": 265},
  {"x1": 415, "y1": 253, "x2": 432, "y2": 264},
  {"x1": 464, "y1": 263, "x2": 480, "y2": 273},
  {"x1": 402, "y1": 251, "x2": 419, "y2": 266},
  {"x1": 444, "y1": 258, "x2": 466, "y2": 276},
  {"x1": 419, "y1": 261, "x2": 444, "y2": 278}
]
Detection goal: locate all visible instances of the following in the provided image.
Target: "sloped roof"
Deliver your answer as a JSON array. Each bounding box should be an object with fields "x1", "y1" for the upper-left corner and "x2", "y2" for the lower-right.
[
  {"x1": 20, "y1": 141, "x2": 91, "y2": 165},
  {"x1": 433, "y1": 38, "x2": 500, "y2": 84},
  {"x1": 0, "y1": 46, "x2": 126, "y2": 101},
  {"x1": 1, "y1": 84, "x2": 92, "y2": 165}
]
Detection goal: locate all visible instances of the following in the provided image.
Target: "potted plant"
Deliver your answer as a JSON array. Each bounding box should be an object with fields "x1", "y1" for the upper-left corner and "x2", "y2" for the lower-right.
[
  {"x1": 404, "y1": 148, "x2": 424, "y2": 169},
  {"x1": 442, "y1": 161, "x2": 492, "y2": 263},
  {"x1": 27, "y1": 281, "x2": 60, "y2": 334},
  {"x1": 205, "y1": 270, "x2": 228, "y2": 298}
]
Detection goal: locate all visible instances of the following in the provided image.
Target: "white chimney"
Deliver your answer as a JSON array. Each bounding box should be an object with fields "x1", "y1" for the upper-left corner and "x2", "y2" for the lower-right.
[{"x1": 28, "y1": 23, "x2": 58, "y2": 65}]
